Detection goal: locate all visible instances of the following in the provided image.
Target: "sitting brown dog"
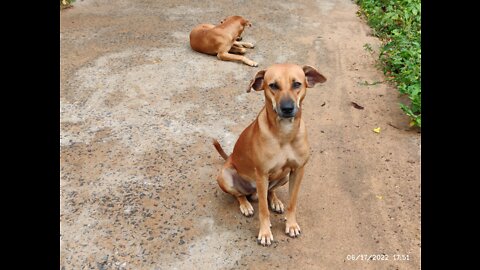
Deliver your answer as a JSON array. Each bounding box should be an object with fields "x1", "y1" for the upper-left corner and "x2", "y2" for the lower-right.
[
  {"x1": 213, "y1": 64, "x2": 327, "y2": 246},
  {"x1": 189, "y1": 15, "x2": 258, "y2": 67}
]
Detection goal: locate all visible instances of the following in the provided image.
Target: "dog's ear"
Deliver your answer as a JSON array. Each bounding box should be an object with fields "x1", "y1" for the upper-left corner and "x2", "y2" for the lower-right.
[
  {"x1": 302, "y1": 65, "x2": 327, "y2": 88},
  {"x1": 241, "y1": 18, "x2": 252, "y2": 27},
  {"x1": 247, "y1": 70, "x2": 266, "y2": 92}
]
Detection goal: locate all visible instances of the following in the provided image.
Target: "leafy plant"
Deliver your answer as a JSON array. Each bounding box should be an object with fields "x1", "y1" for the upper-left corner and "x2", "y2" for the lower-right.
[
  {"x1": 363, "y1": 43, "x2": 373, "y2": 53},
  {"x1": 60, "y1": 0, "x2": 75, "y2": 9},
  {"x1": 356, "y1": 0, "x2": 421, "y2": 127}
]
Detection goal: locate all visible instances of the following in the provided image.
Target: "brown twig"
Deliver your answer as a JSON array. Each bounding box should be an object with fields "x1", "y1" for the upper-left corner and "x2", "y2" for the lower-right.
[
  {"x1": 387, "y1": 122, "x2": 400, "y2": 129},
  {"x1": 60, "y1": 4, "x2": 74, "y2": 10}
]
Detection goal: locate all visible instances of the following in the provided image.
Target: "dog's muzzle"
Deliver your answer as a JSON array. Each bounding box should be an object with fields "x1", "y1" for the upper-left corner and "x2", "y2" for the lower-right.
[{"x1": 277, "y1": 99, "x2": 298, "y2": 119}]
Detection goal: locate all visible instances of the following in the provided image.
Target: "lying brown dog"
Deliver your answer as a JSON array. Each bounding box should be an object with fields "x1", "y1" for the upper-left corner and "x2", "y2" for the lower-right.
[
  {"x1": 189, "y1": 15, "x2": 258, "y2": 67},
  {"x1": 213, "y1": 64, "x2": 327, "y2": 246}
]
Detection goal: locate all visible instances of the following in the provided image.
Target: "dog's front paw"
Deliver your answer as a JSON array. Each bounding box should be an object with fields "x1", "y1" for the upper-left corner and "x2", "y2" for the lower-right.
[
  {"x1": 257, "y1": 227, "x2": 274, "y2": 246},
  {"x1": 248, "y1": 61, "x2": 258, "y2": 67},
  {"x1": 244, "y1": 42, "x2": 254, "y2": 48},
  {"x1": 239, "y1": 200, "x2": 254, "y2": 217},
  {"x1": 285, "y1": 220, "x2": 301, "y2": 238}
]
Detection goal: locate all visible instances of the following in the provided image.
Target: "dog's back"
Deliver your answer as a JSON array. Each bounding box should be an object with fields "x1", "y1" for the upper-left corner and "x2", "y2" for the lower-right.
[{"x1": 189, "y1": 24, "x2": 221, "y2": 55}]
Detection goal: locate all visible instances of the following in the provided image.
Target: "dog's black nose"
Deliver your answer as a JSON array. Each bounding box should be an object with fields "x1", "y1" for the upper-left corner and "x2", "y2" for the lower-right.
[
  {"x1": 281, "y1": 105, "x2": 294, "y2": 114},
  {"x1": 279, "y1": 99, "x2": 296, "y2": 117}
]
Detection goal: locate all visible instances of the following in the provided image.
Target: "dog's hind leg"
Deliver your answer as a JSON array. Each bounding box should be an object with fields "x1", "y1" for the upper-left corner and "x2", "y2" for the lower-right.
[
  {"x1": 217, "y1": 166, "x2": 255, "y2": 216},
  {"x1": 268, "y1": 190, "x2": 285, "y2": 213},
  {"x1": 248, "y1": 192, "x2": 258, "y2": 202},
  {"x1": 267, "y1": 176, "x2": 288, "y2": 213},
  {"x1": 237, "y1": 195, "x2": 254, "y2": 217}
]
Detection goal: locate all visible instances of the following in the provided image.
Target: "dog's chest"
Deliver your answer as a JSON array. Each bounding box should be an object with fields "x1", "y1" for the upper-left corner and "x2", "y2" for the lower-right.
[{"x1": 266, "y1": 143, "x2": 306, "y2": 179}]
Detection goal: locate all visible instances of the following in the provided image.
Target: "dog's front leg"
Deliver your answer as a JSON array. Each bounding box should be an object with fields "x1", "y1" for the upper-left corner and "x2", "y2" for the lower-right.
[
  {"x1": 285, "y1": 166, "x2": 305, "y2": 237},
  {"x1": 234, "y1": 41, "x2": 255, "y2": 48},
  {"x1": 256, "y1": 173, "x2": 273, "y2": 246},
  {"x1": 229, "y1": 45, "x2": 247, "y2": 54},
  {"x1": 217, "y1": 52, "x2": 258, "y2": 67}
]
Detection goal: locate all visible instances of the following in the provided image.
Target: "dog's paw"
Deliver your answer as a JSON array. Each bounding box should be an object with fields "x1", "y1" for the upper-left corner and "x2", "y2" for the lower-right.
[
  {"x1": 248, "y1": 61, "x2": 258, "y2": 67},
  {"x1": 285, "y1": 221, "x2": 301, "y2": 238},
  {"x1": 257, "y1": 227, "x2": 274, "y2": 246},
  {"x1": 269, "y1": 197, "x2": 284, "y2": 213},
  {"x1": 239, "y1": 200, "x2": 254, "y2": 217},
  {"x1": 244, "y1": 42, "x2": 255, "y2": 48}
]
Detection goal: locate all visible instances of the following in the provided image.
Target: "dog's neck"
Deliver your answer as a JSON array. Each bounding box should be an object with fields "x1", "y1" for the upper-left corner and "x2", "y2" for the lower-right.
[{"x1": 263, "y1": 103, "x2": 302, "y2": 142}]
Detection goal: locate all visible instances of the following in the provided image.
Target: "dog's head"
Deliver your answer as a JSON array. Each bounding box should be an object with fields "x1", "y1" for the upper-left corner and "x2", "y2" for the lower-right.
[
  {"x1": 247, "y1": 64, "x2": 326, "y2": 119},
  {"x1": 219, "y1": 16, "x2": 252, "y2": 37},
  {"x1": 220, "y1": 15, "x2": 252, "y2": 27}
]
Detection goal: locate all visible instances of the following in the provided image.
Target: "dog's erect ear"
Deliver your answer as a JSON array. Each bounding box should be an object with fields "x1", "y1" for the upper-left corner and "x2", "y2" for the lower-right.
[
  {"x1": 302, "y1": 65, "x2": 327, "y2": 88},
  {"x1": 241, "y1": 18, "x2": 252, "y2": 27},
  {"x1": 247, "y1": 70, "x2": 266, "y2": 92}
]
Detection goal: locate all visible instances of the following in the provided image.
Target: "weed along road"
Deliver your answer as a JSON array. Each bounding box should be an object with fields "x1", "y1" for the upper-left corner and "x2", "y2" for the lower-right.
[{"x1": 60, "y1": 0, "x2": 420, "y2": 269}]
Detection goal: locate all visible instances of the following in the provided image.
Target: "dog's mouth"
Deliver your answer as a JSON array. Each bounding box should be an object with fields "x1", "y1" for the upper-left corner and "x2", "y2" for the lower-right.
[
  {"x1": 277, "y1": 112, "x2": 296, "y2": 119},
  {"x1": 276, "y1": 114, "x2": 296, "y2": 124},
  {"x1": 275, "y1": 107, "x2": 298, "y2": 119}
]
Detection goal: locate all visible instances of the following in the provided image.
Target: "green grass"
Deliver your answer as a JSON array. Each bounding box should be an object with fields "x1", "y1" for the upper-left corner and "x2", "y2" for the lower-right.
[
  {"x1": 60, "y1": 0, "x2": 75, "y2": 9},
  {"x1": 356, "y1": 0, "x2": 421, "y2": 127}
]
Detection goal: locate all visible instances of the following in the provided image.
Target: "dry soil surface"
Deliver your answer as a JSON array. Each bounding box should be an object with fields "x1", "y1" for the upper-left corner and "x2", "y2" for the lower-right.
[{"x1": 60, "y1": 0, "x2": 421, "y2": 269}]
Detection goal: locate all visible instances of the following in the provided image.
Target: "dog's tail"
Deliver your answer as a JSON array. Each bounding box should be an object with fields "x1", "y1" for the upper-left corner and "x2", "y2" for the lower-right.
[{"x1": 212, "y1": 139, "x2": 229, "y2": 160}]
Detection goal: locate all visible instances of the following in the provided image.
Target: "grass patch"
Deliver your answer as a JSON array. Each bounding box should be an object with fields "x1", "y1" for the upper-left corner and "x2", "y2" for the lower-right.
[
  {"x1": 60, "y1": 0, "x2": 75, "y2": 9},
  {"x1": 356, "y1": 0, "x2": 421, "y2": 127}
]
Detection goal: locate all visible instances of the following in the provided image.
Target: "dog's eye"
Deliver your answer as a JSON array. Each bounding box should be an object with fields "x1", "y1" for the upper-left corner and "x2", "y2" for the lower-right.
[
  {"x1": 268, "y1": 83, "x2": 279, "y2": 90},
  {"x1": 292, "y1": 82, "x2": 302, "y2": 89}
]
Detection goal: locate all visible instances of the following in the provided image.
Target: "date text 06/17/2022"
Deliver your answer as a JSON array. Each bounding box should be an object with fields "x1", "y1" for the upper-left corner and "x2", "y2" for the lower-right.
[{"x1": 346, "y1": 254, "x2": 410, "y2": 261}]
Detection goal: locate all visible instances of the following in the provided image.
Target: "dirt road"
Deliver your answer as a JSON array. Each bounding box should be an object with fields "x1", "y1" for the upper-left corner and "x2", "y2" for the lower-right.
[{"x1": 60, "y1": 0, "x2": 420, "y2": 269}]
